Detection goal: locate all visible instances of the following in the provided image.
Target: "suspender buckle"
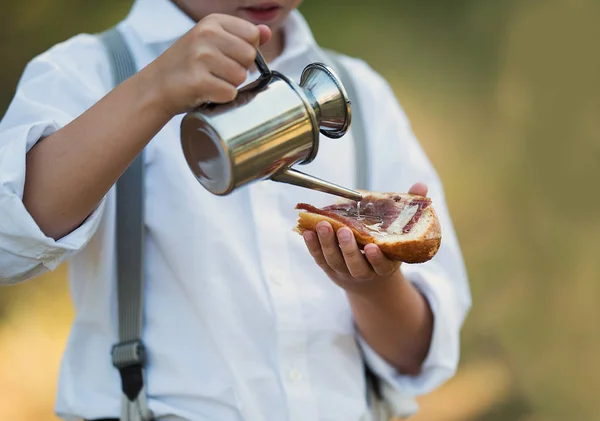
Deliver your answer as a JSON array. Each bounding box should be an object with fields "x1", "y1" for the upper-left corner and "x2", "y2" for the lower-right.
[
  {"x1": 111, "y1": 340, "x2": 146, "y2": 401},
  {"x1": 112, "y1": 339, "x2": 146, "y2": 368}
]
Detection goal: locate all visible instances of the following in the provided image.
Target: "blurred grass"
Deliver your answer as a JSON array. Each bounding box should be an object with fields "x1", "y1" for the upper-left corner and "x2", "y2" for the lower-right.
[{"x1": 1, "y1": 0, "x2": 599, "y2": 420}]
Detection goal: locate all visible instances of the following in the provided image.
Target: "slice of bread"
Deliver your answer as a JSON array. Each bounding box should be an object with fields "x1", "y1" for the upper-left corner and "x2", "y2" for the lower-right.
[{"x1": 294, "y1": 191, "x2": 441, "y2": 263}]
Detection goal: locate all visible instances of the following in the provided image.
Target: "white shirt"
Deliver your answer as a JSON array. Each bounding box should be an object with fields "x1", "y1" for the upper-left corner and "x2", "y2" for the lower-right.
[{"x1": 0, "y1": 1, "x2": 471, "y2": 420}]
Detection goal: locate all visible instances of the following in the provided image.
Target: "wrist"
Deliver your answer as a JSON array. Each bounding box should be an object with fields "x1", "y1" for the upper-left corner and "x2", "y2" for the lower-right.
[
  {"x1": 135, "y1": 63, "x2": 178, "y2": 121},
  {"x1": 347, "y1": 269, "x2": 434, "y2": 373},
  {"x1": 346, "y1": 268, "x2": 408, "y2": 302}
]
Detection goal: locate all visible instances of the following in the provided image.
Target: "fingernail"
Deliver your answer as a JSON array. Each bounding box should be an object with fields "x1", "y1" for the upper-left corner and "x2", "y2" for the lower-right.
[
  {"x1": 317, "y1": 225, "x2": 329, "y2": 236},
  {"x1": 338, "y1": 229, "x2": 352, "y2": 243},
  {"x1": 303, "y1": 231, "x2": 314, "y2": 242},
  {"x1": 365, "y1": 245, "x2": 379, "y2": 258}
]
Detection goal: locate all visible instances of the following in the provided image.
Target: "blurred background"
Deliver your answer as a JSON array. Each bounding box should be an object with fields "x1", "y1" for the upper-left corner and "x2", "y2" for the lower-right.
[{"x1": 1, "y1": 0, "x2": 598, "y2": 420}]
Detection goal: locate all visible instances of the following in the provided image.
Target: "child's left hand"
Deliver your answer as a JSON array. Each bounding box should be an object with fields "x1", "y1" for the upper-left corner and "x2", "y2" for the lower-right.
[{"x1": 302, "y1": 182, "x2": 428, "y2": 294}]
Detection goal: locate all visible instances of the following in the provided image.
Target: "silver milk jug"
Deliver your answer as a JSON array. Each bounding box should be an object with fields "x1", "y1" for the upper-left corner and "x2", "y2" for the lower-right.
[{"x1": 180, "y1": 51, "x2": 363, "y2": 202}]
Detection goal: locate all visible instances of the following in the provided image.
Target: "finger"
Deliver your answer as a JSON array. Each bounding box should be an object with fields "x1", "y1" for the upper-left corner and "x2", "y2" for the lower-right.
[
  {"x1": 217, "y1": 15, "x2": 262, "y2": 47},
  {"x1": 364, "y1": 244, "x2": 400, "y2": 277},
  {"x1": 203, "y1": 51, "x2": 248, "y2": 86},
  {"x1": 408, "y1": 182, "x2": 428, "y2": 197},
  {"x1": 257, "y1": 24, "x2": 272, "y2": 45},
  {"x1": 207, "y1": 30, "x2": 258, "y2": 69},
  {"x1": 316, "y1": 221, "x2": 349, "y2": 274},
  {"x1": 302, "y1": 231, "x2": 337, "y2": 278},
  {"x1": 199, "y1": 74, "x2": 238, "y2": 104},
  {"x1": 337, "y1": 227, "x2": 374, "y2": 280}
]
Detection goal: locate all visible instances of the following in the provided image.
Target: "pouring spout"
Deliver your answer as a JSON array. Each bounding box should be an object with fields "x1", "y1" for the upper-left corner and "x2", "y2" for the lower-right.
[{"x1": 271, "y1": 168, "x2": 363, "y2": 202}]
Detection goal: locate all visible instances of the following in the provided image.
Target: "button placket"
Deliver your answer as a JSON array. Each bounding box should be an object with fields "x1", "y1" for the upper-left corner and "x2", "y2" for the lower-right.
[
  {"x1": 248, "y1": 183, "x2": 319, "y2": 421},
  {"x1": 288, "y1": 368, "x2": 302, "y2": 382}
]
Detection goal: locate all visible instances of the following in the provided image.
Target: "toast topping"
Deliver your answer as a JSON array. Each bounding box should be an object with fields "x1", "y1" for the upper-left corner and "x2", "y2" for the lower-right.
[{"x1": 296, "y1": 195, "x2": 431, "y2": 236}]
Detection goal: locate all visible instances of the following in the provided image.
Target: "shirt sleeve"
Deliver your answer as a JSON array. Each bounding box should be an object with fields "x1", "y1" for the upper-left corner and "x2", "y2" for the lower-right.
[
  {"x1": 341, "y1": 56, "x2": 472, "y2": 396},
  {"x1": 0, "y1": 33, "x2": 112, "y2": 284}
]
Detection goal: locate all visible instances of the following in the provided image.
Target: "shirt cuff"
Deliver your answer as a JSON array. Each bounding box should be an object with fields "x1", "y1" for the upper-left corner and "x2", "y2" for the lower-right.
[
  {"x1": 0, "y1": 121, "x2": 106, "y2": 281},
  {"x1": 356, "y1": 266, "x2": 462, "y2": 397}
]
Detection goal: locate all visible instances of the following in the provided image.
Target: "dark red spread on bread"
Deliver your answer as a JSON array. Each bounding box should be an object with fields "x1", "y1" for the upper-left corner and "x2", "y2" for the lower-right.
[
  {"x1": 296, "y1": 195, "x2": 430, "y2": 235},
  {"x1": 401, "y1": 198, "x2": 429, "y2": 233}
]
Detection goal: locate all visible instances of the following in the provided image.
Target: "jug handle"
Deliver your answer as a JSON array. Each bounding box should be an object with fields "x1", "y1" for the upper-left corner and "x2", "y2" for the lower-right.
[
  {"x1": 271, "y1": 168, "x2": 363, "y2": 202},
  {"x1": 254, "y1": 49, "x2": 272, "y2": 79}
]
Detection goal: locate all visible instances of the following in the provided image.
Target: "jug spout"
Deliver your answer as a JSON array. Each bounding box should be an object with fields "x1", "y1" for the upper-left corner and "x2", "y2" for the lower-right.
[{"x1": 271, "y1": 168, "x2": 363, "y2": 202}]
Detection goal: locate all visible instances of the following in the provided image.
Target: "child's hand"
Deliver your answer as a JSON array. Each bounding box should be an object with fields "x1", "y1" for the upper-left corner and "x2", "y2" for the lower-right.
[
  {"x1": 146, "y1": 14, "x2": 272, "y2": 117},
  {"x1": 302, "y1": 183, "x2": 429, "y2": 294}
]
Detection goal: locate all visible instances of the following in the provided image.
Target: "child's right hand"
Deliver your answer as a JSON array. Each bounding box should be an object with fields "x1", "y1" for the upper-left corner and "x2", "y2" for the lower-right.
[{"x1": 145, "y1": 14, "x2": 272, "y2": 117}]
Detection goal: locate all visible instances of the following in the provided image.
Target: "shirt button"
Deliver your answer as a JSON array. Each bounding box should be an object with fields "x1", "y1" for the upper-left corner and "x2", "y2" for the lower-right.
[{"x1": 288, "y1": 369, "x2": 302, "y2": 382}]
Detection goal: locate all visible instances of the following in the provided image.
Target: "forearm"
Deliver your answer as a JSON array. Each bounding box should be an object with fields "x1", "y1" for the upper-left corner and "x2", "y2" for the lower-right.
[
  {"x1": 22, "y1": 67, "x2": 172, "y2": 240},
  {"x1": 347, "y1": 270, "x2": 434, "y2": 375}
]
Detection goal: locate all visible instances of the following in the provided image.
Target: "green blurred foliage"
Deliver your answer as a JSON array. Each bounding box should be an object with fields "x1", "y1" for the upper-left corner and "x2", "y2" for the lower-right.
[{"x1": 1, "y1": 1, "x2": 599, "y2": 420}]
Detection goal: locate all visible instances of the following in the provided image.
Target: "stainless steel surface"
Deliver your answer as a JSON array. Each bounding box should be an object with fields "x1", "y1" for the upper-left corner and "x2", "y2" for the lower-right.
[
  {"x1": 299, "y1": 63, "x2": 351, "y2": 139},
  {"x1": 271, "y1": 168, "x2": 363, "y2": 202},
  {"x1": 181, "y1": 74, "x2": 317, "y2": 195},
  {"x1": 180, "y1": 51, "x2": 356, "y2": 198}
]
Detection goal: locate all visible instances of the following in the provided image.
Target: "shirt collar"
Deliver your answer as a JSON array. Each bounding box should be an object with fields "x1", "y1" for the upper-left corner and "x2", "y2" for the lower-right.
[{"x1": 124, "y1": 0, "x2": 317, "y2": 62}]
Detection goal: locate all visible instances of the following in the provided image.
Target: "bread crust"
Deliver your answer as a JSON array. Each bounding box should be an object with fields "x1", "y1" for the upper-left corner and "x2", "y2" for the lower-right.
[{"x1": 294, "y1": 193, "x2": 442, "y2": 264}]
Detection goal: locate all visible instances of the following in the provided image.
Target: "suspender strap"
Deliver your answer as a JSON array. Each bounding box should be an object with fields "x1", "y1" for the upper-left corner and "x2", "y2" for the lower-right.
[{"x1": 98, "y1": 27, "x2": 153, "y2": 421}]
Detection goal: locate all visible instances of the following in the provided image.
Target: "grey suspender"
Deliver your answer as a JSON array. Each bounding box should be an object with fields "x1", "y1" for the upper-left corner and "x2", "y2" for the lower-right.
[
  {"x1": 99, "y1": 28, "x2": 153, "y2": 421},
  {"x1": 98, "y1": 28, "x2": 370, "y2": 421}
]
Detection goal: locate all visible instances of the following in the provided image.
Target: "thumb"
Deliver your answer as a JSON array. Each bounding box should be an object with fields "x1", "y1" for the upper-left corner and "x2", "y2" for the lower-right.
[
  {"x1": 408, "y1": 182, "x2": 428, "y2": 197},
  {"x1": 257, "y1": 24, "x2": 272, "y2": 45}
]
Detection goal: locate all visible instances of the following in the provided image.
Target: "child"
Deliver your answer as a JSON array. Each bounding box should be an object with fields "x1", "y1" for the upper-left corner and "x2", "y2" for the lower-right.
[{"x1": 0, "y1": 0, "x2": 471, "y2": 420}]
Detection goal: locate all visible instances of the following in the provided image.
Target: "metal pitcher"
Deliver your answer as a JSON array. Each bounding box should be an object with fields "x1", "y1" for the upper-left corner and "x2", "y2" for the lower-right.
[{"x1": 180, "y1": 51, "x2": 363, "y2": 202}]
